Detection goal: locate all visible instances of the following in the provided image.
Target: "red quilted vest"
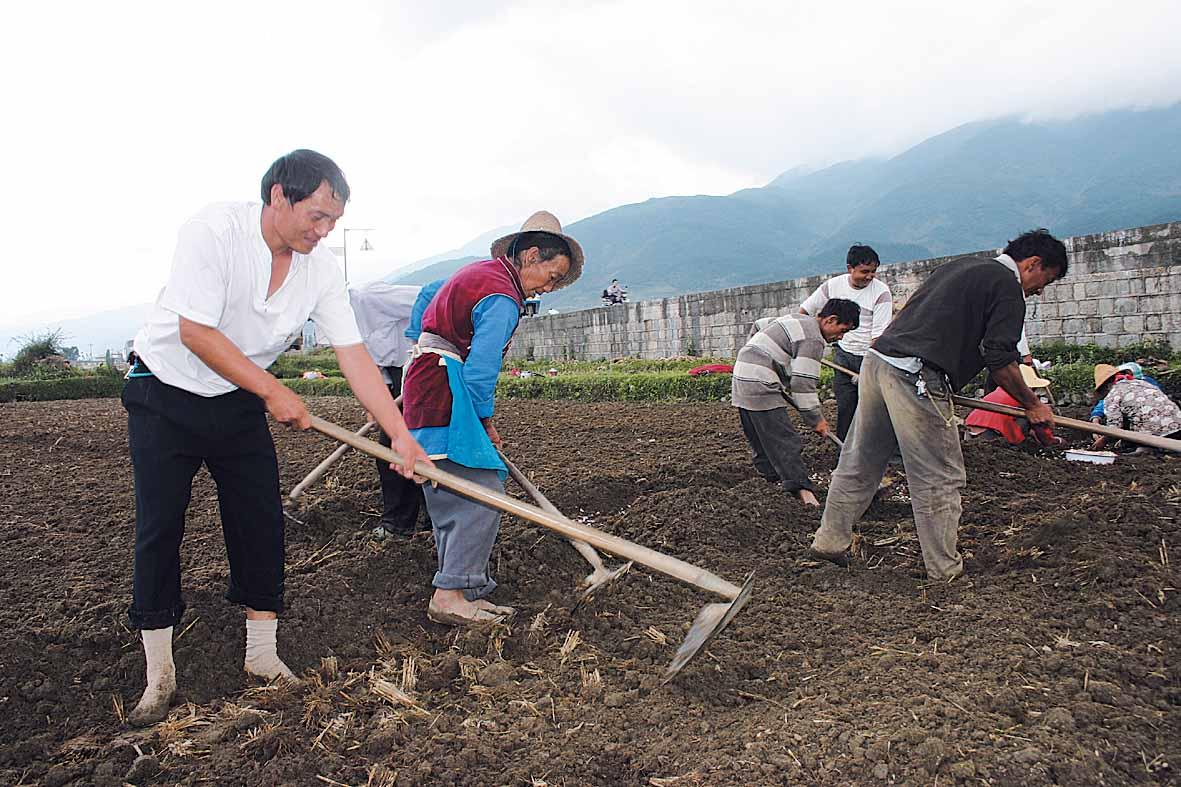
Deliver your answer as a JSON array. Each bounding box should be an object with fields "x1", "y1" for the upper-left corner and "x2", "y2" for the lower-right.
[{"x1": 402, "y1": 258, "x2": 525, "y2": 429}]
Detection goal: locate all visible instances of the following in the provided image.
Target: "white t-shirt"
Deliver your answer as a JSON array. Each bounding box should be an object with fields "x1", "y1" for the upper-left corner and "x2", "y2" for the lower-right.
[
  {"x1": 799, "y1": 274, "x2": 892, "y2": 355},
  {"x1": 134, "y1": 201, "x2": 363, "y2": 397},
  {"x1": 348, "y1": 282, "x2": 421, "y2": 377}
]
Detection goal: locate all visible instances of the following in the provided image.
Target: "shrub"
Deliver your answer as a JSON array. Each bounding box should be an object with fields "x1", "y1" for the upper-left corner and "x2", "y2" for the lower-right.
[
  {"x1": 11, "y1": 329, "x2": 67, "y2": 375},
  {"x1": 0, "y1": 375, "x2": 125, "y2": 402},
  {"x1": 1030, "y1": 340, "x2": 1175, "y2": 366},
  {"x1": 269, "y1": 349, "x2": 342, "y2": 379},
  {"x1": 282, "y1": 376, "x2": 352, "y2": 396}
]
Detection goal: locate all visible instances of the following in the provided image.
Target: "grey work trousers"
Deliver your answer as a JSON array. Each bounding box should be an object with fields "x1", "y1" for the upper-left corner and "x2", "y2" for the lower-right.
[
  {"x1": 813, "y1": 353, "x2": 966, "y2": 580},
  {"x1": 738, "y1": 407, "x2": 815, "y2": 494},
  {"x1": 422, "y1": 459, "x2": 502, "y2": 600}
]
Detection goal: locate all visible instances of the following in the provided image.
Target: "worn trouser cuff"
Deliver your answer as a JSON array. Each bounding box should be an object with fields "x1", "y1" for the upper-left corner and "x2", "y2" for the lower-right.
[
  {"x1": 128, "y1": 602, "x2": 186, "y2": 631},
  {"x1": 433, "y1": 570, "x2": 497, "y2": 600},
  {"x1": 225, "y1": 587, "x2": 284, "y2": 614}
]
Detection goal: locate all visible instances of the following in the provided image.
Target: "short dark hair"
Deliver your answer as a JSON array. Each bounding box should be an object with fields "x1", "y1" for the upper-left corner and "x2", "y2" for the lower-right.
[
  {"x1": 847, "y1": 244, "x2": 880, "y2": 268},
  {"x1": 261, "y1": 149, "x2": 350, "y2": 206},
  {"x1": 819, "y1": 298, "x2": 860, "y2": 329},
  {"x1": 1003, "y1": 229, "x2": 1068, "y2": 280},
  {"x1": 510, "y1": 231, "x2": 570, "y2": 265}
]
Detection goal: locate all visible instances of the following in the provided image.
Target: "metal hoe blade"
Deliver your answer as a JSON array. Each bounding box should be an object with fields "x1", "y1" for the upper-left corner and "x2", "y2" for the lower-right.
[{"x1": 662, "y1": 572, "x2": 755, "y2": 683}]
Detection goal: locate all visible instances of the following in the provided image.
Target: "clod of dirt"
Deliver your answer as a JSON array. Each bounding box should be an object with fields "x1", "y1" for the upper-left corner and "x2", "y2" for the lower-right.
[
  {"x1": 1041, "y1": 706, "x2": 1076, "y2": 730},
  {"x1": 478, "y1": 661, "x2": 516, "y2": 687},
  {"x1": 126, "y1": 753, "x2": 160, "y2": 782},
  {"x1": 872, "y1": 762, "x2": 889, "y2": 780},
  {"x1": 1087, "y1": 680, "x2": 1121, "y2": 705},
  {"x1": 948, "y1": 760, "x2": 977, "y2": 779},
  {"x1": 917, "y1": 736, "x2": 946, "y2": 769},
  {"x1": 199, "y1": 709, "x2": 264, "y2": 744},
  {"x1": 419, "y1": 653, "x2": 461, "y2": 690}
]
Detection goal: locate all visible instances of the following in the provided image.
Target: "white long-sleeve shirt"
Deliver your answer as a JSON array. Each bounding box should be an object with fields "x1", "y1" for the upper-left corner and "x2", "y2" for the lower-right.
[{"x1": 799, "y1": 274, "x2": 892, "y2": 356}]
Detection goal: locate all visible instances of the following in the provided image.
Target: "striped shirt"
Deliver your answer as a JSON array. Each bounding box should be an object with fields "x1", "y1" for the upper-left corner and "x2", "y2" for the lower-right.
[{"x1": 731, "y1": 314, "x2": 826, "y2": 426}]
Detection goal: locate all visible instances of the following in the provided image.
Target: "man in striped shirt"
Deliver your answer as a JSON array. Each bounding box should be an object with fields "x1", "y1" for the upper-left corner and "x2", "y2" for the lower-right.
[
  {"x1": 731, "y1": 300, "x2": 861, "y2": 507},
  {"x1": 799, "y1": 245, "x2": 892, "y2": 441}
]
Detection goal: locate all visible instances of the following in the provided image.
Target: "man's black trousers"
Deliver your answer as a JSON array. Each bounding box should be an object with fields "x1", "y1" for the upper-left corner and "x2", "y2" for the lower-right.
[
  {"x1": 375, "y1": 366, "x2": 425, "y2": 530},
  {"x1": 123, "y1": 374, "x2": 284, "y2": 630},
  {"x1": 832, "y1": 346, "x2": 864, "y2": 442}
]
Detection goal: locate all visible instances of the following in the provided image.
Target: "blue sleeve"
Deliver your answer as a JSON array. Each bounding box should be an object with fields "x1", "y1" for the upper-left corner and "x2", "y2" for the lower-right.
[
  {"x1": 1090, "y1": 399, "x2": 1105, "y2": 420},
  {"x1": 405, "y1": 279, "x2": 446, "y2": 342},
  {"x1": 1146, "y1": 375, "x2": 1162, "y2": 390},
  {"x1": 465, "y1": 295, "x2": 520, "y2": 419}
]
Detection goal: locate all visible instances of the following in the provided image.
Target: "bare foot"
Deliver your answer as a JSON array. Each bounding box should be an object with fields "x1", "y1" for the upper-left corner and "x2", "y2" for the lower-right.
[
  {"x1": 428, "y1": 589, "x2": 506, "y2": 625},
  {"x1": 797, "y1": 489, "x2": 820, "y2": 507}
]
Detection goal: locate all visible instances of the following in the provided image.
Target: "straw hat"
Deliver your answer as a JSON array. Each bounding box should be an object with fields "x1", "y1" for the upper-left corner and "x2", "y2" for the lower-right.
[
  {"x1": 1020, "y1": 364, "x2": 1051, "y2": 389},
  {"x1": 1093, "y1": 363, "x2": 1119, "y2": 391},
  {"x1": 491, "y1": 211, "x2": 585, "y2": 291}
]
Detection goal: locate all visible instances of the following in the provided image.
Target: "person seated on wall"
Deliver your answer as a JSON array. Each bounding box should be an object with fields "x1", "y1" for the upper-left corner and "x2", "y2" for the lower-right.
[
  {"x1": 1090, "y1": 363, "x2": 1181, "y2": 453},
  {"x1": 964, "y1": 365, "x2": 1064, "y2": 447},
  {"x1": 1090, "y1": 361, "x2": 1163, "y2": 426},
  {"x1": 605, "y1": 279, "x2": 626, "y2": 304},
  {"x1": 401, "y1": 211, "x2": 584, "y2": 625},
  {"x1": 731, "y1": 299, "x2": 860, "y2": 508}
]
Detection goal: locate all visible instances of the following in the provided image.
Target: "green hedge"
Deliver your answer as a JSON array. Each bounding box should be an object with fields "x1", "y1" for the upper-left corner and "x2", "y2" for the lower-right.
[
  {"x1": 504, "y1": 357, "x2": 732, "y2": 375},
  {"x1": 496, "y1": 371, "x2": 732, "y2": 401},
  {"x1": 0, "y1": 375, "x2": 125, "y2": 402},
  {"x1": 269, "y1": 349, "x2": 342, "y2": 379},
  {"x1": 1030, "y1": 340, "x2": 1176, "y2": 365},
  {"x1": 280, "y1": 377, "x2": 352, "y2": 396}
]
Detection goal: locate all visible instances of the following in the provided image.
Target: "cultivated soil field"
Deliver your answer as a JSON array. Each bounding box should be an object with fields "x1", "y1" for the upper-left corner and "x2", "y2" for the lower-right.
[{"x1": 1, "y1": 396, "x2": 1178, "y2": 786}]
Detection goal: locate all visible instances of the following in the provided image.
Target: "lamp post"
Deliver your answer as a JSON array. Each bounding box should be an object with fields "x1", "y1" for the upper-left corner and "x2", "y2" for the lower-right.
[{"x1": 341, "y1": 227, "x2": 375, "y2": 284}]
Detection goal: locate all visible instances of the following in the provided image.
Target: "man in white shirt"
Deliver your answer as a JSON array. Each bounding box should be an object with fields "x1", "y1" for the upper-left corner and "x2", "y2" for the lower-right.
[
  {"x1": 123, "y1": 150, "x2": 430, "y2": 726},
  {"x1": 799, "y1": 245, "x2": 892, "y2": 441},
  {"x1": 349, "y1": 282, "x2": 429, "y2": 537}
]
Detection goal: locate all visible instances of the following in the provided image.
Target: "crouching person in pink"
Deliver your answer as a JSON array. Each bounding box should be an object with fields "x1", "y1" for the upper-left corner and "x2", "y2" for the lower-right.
[{"x1": 401, "y1": 212, "x2": 584, "y2": 625}]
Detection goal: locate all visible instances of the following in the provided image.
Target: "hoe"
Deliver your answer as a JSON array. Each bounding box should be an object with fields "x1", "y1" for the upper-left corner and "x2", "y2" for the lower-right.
[
  {"x1": 287, "y1": 402, "x2": 630, "y2": 599},
  {"x1": 308, "y1": 414, "x2": 755, "y2": 683},
  {"x1": 820, "y1": 358, "x2": 1181, "y2": 453}
]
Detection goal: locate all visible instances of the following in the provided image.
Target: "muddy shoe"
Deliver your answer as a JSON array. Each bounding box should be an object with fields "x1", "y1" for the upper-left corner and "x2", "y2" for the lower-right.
[
  {"x1": 127, "y1": 673, "x2": 177, "y2": 727},
  {"x1": 806, "y1": 547, "x2": 851, "y2": 568}
]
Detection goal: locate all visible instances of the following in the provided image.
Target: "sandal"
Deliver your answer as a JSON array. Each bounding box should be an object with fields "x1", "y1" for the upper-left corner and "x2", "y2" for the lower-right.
[{"x1": 427, "y1": 602, "x2": 506, "y2": 627}]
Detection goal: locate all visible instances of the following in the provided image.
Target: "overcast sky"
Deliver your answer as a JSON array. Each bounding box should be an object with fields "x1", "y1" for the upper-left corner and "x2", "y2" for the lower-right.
[{"x1": 4, "y1": 0, "x2": 1180, "y2": 327}]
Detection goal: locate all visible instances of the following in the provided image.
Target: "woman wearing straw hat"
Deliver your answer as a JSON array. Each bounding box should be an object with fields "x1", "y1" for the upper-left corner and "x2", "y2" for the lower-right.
[
  {"x1": 401, "y1": 211, "x2": 584, "y2": 625},
  {"x1": 1090, "y1": 363, "x2": 1181, "y2": 453}
]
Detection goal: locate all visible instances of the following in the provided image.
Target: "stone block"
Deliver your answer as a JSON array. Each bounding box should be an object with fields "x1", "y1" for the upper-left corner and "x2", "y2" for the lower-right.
[
  {"x1": 1101, "y1": 316, "x2": 1123, "y2": 335},
  {"x1": 1129, "y1": 278, "x2": 1145, "y2": 295},
  {"x1": 1097, "y1": 297, "x2": 1114, "y2": 316},
  {"x1": 1146, "y1": 314, "x2": 1163, "y2": 331},
  {"x1": 1096, "y1": 333, "x2": 1118, "y2": 348},
  {"x1": 1035, "y1": 302, "x2": 1057, "y2": 318},
  {"x1": 1058, "y1": 300, "x2": 1079, "y2": 317},
  {"x1": 1123, "y1": 315, "x2": 1145, "y2": 333},
  {"x1": 1063, "y1": 318, "x2": 1086, "y2": 334},
  {"x1": 1078, "y1": 299, "x2": 1098, "y2": 315},
  {"x1": 1145, "y1": 276, "x2": 1162, "y2": 294},
  {"x1": 1114, "y1": 297, "x2": 1138, "y2": 315},
  {"x1": 1073, "y1": 283, "x2": 1088, "y2": 300}
]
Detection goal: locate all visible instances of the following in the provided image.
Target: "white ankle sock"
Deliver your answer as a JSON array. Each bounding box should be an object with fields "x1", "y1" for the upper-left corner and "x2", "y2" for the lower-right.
[
  {"x1": 244, "y1": 618, "x2": 297, "y2": 681},
  {"x1": 128, "y1": 627, "x2": 176, "y2": 726}
]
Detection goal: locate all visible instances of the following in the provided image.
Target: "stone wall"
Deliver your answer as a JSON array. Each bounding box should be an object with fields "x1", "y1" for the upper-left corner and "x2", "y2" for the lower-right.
[{"x1": 512, "y1": 221, "x2": 1181, "y2": 361}]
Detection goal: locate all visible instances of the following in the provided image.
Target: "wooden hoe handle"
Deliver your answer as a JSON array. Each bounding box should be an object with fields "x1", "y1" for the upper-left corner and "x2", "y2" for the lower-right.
[
  {"x1": 819, "y1": 357, "x2": 1181, "y2": 453},
  {"x1": 307, "y1": 415, "x2": 743, "y2": 599}
]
